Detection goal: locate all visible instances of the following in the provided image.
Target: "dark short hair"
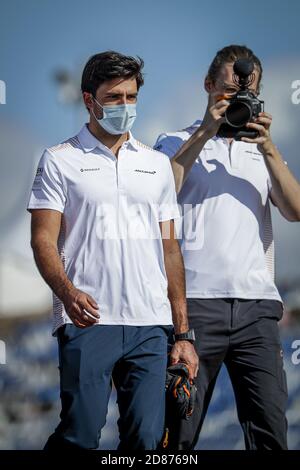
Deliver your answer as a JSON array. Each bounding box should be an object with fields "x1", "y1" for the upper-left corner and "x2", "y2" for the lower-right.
[
  {"x1": 81, "y1": 51, "x2": 144, "y2": 96},
  {"x1": 207, "y1": 45, "x2": 263, "y2": 87}
]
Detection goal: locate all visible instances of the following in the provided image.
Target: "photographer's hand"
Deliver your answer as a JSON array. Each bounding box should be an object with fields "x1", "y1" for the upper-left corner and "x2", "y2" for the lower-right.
[
  {"x1": 241, "y1": 111, "x2": 272, "y2": 148},
  {"x1": 200, "y1": 93, "x2": 230, "y2": 138},
  {"x1": 170, "y1": 94, "x2": 229, "y2": 193}
]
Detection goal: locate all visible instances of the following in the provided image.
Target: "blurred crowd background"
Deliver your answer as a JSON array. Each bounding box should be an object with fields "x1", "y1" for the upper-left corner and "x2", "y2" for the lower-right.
[{"x1": 0, "y1": 0, "x2": 300, "y2": 449}]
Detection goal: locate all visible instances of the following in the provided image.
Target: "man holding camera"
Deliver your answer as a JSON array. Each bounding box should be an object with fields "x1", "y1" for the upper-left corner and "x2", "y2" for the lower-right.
[{"x1": 154, "y1": 45, "x2": 300, "y2": 450}]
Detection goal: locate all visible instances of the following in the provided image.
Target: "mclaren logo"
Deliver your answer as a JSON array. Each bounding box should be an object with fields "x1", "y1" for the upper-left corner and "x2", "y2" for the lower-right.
[
  {"x1": 134, "y1": 169, "x2": 157, "y2": 175},
  {"x1": 80, "y1": 168, "x2": 101, "y2": 172}
]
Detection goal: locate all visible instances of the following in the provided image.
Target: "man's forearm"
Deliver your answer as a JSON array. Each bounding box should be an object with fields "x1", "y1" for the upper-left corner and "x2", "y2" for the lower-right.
[
  {"x1": 164, "y1": 245, "x2": 189, "y2": 334},
  {"x1": 31, "y1": 239, "x2": 75, "y2": 302},
  {"x1": 171, "y1": 126, "x2": 211, "y2": 193},
  {"x1": 259, "y1": 140, "x2": 300, "y2": 221}
]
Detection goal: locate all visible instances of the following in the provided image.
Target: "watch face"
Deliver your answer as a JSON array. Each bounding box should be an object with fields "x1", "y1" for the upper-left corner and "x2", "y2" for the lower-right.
[
  {"x1": 175, "y1": 329, "x2": 195, "y2": 341},
  {"x1": 184, "y1": 330, "x2": 195, "y2": 340}
]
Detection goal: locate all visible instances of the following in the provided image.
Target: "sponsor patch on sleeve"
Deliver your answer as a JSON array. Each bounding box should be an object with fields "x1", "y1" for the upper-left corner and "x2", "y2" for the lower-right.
[{"x1": 32, "y1": 167, "x2": 44, "y2": 188}]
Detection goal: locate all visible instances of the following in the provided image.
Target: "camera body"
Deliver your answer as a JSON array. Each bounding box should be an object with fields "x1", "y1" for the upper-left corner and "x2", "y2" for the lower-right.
[{"x1": 217, "y1": 59, "x2": 264, "y2": 140}]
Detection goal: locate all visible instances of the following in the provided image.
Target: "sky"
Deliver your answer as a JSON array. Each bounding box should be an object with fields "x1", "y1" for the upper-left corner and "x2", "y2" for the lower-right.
[{"x1": 0, "y1": 0, "x2": 300, "y2": 303}]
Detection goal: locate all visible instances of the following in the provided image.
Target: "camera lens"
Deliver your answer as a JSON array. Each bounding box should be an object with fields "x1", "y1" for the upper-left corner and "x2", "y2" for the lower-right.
[{"x1": 225, "y1": 101, "x2": 252, "y2": 128}]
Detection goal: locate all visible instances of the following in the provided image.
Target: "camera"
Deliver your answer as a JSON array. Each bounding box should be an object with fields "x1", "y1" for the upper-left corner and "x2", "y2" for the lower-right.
[{"x1": 217, "y1": 59, "x2": 264, "y2": 140}]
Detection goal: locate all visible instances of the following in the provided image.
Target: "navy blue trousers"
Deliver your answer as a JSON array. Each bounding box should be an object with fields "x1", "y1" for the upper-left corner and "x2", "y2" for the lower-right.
[{"x1": 44, "y1": 324, "x2": 172, "y2": 450}]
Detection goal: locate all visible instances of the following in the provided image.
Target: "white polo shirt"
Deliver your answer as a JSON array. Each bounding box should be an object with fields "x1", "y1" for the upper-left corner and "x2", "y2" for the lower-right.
[
  {"x1": 154, "y1": 119, "x2": 282, "y2": 302},
  {"x1": 27, "y1": 124, "x2": 180, "y2": 335}
]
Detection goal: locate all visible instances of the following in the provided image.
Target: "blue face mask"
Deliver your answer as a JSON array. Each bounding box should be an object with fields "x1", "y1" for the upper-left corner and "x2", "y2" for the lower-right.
[{"x1": 92, "y1": 97, "x2": 137, "y2": 135}]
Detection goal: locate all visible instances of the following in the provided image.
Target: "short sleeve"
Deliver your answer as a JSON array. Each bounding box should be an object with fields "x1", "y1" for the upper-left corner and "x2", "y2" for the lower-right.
[
  {"x1": 153, "y1": 133, "x2": 183, "y2": 159},
  {"x1": 267, "y1": 175, "x2": 272, "y2": 193},
  {"x1": 27, "y1": 149, "x2": 66, "y2": 213},
  {"x1": 158, "y1": 157, "x2": 180, "y2": 222}
]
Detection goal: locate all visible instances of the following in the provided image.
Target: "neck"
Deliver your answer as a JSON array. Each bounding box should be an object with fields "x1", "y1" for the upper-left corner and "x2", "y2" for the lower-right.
[{"x1": 88, "y1": 120, "x2": 129, "y2": 156}]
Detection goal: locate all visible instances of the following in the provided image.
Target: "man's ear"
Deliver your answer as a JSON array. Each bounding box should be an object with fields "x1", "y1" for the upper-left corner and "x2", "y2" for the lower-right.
[
  {"x1": 82, "y1": 92, "x2": 93, "y2": 111},
  {"x1": 204, "y1": 76, "x2": 213, "y2": 93}
]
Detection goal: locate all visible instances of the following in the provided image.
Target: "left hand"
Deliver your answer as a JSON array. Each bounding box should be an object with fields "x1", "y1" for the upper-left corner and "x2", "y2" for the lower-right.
[
  {"x1": 169, "y1": 341, "x2": 199, "y2": 381},
  {"x1": 241, "y1": 112, "x2": 273, "y2": 149}
]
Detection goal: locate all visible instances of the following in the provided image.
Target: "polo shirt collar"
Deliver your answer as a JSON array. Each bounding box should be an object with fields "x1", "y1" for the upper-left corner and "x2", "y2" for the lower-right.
[{"x1": 77, "y1": 124, "x2": 139, "y2": 153}]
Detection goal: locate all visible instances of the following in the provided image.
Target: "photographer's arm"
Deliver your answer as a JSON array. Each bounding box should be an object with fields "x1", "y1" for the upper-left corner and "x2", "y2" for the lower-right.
[
  {"x1": 263, "y1": 144, "x2": 300, "y2": 221},
  {"x1": 170, "y1": 97, "x2": 228, "y2": 193},
  {"x1": 242, "y1": 112, "x2": 300, "y2": 222}
]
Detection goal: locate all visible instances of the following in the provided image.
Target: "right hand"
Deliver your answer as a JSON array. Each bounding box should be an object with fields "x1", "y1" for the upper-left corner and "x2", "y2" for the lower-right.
[
  {"x1": 200, "y1": 93, "x2": 230, "y2": 138},
  {"x1": 63, "y1": 287, "x2": 100, "y2": 328}
]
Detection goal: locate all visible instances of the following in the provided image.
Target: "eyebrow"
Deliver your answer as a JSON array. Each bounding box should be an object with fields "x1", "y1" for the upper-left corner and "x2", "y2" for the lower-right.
[
  {"x1": 222, "y1": 82, "x2": 258, "y2": 93},
  {"x1": 104, "y1": 91, "x2": 138, "y2": 96}
]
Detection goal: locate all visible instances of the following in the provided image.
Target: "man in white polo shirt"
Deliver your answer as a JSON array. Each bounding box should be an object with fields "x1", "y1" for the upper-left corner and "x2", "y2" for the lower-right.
[
  {"x1": 27, "y1": 51, "x2": 198, "y2": 450},
  {"x1": 154, "y1": 45, "x2": 300, "y2": 450}
]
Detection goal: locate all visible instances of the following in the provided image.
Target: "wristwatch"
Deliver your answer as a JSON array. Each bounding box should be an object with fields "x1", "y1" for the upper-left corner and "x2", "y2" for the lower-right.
[{"x1": 174, "y1": 329, "x2": 196, "y2": 344}]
